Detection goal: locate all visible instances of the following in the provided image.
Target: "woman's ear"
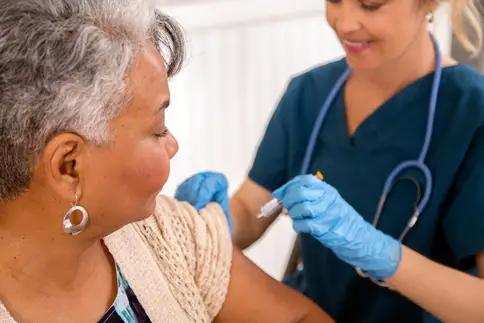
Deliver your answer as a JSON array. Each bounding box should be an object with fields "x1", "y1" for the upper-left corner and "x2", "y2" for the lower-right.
[{"x1": 40, "y1": 133, "x2": 86, "y2": 203}]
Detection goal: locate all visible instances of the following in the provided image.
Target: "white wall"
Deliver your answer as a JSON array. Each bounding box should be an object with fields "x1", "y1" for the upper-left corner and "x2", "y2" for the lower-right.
[{"x1": 158, "y1": 0, "x2": 452, "y2": 279}]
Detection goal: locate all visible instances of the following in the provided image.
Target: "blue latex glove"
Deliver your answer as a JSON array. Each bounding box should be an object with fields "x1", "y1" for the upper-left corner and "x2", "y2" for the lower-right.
[
  {"x1": 175, "y1": 171, "x2": 233, "y2": 235},
  {"x1": 273, "y1": 175, "x2": 402, "y2": 280}
]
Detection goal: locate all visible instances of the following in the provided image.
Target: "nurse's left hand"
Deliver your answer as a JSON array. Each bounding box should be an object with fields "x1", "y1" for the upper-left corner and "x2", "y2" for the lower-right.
[
  {"x1": 175, "y1": 171, "x2": 233, "y2": 235},
  {"x1": 273, "y1": 175, "x2": 402, "y2": 280}
]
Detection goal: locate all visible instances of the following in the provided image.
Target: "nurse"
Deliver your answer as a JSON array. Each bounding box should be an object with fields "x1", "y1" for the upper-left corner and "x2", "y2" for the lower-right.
[{"x1": 175, "y1": 0, "x2": 484, "y2": 322}]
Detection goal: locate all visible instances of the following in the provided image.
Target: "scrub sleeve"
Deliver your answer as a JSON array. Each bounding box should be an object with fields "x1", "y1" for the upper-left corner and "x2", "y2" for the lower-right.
[{"x1": 443, "y1": 125, "x2": 484, "y2": 266}]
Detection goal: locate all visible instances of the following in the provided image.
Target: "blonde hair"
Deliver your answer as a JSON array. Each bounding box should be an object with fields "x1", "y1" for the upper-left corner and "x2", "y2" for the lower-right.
[{"x1": 449, "y1": 0, "x2": 483, "y2": 55}]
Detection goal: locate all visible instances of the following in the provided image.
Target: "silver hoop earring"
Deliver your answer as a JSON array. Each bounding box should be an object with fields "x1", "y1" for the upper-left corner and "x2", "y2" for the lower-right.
[
  {"x1": 63, "y1": 194, "x2": 89, "y2": 236},
  {"x1": 427, "y1": 12, "x2": 434, "y2": 23}
]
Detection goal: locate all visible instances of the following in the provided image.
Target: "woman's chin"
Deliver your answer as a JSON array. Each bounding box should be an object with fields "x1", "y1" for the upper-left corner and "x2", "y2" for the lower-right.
[
  {"x1": 122, "y1": 191, "x2": 163, "y2": 225},
  {"x1": 146, "y1": 193, "x2": 161, "y2": 217}
]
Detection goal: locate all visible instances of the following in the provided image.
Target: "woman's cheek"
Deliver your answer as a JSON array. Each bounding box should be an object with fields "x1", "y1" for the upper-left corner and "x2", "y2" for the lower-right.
[{"x1": 129, "y1": 143, "x2": 171, "y2": 195}]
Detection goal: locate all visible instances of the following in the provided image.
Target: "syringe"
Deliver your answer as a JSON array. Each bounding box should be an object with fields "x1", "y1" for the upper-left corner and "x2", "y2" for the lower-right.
[
  {"x1": 256, "y1": 198, "x2": 283, "y2": 219},
  {"x1": 257, "y1": 171, "x2": 324, "y2": 219}
]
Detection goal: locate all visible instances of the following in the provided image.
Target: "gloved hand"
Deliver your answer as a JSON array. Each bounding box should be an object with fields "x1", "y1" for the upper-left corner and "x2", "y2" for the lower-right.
[
  {"x1": 175, "y1": 171, "x2": 233, "y2": 235},
  {"x1": 273, "y1": 175, "x2": 402, "y2": 280}
]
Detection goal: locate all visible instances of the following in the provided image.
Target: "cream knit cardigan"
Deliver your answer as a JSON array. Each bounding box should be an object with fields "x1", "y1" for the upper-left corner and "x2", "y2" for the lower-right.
[{"x1": 0, "y1": 195, "x2": 233, "y2": 323}]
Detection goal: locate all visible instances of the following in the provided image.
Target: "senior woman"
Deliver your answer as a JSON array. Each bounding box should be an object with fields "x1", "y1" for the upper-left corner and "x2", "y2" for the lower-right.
[{"x1": 0, "y1": 1, "x2": 333, "y2": 322}]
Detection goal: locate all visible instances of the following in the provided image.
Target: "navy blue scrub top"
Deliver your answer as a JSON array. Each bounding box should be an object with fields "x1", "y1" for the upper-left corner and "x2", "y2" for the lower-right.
[{"x1": 248, "y1": 58, "x2": 484, "y2": 323}]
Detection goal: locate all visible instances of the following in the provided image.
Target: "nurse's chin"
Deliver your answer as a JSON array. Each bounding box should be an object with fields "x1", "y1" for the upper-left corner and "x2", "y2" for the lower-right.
[{"x1": 345, "y1": 55, "x2": 382, "y2": 71}]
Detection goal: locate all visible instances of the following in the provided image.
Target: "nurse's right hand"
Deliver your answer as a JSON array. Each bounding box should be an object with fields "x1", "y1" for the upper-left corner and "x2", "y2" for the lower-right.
[
  {"x1": 273, "y1": 175, "x2": 402, "y2": 281},
  {"x1": 175, "y1": 171, "x2": 233, "y2": 235}
]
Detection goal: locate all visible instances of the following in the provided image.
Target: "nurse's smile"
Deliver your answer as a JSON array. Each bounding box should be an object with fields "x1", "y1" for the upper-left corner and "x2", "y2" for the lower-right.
[{"x1": 342, "y1": 40, "x2": 371, "y2": 54}]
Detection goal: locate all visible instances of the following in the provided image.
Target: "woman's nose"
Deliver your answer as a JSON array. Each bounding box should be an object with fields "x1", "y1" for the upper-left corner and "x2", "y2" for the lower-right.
[{"x1": 165, "y1": 131, "x2": 179, "y2": 159}]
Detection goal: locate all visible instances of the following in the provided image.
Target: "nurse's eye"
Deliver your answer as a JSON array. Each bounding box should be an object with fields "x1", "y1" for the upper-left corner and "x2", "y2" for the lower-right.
[
  {"x1": 327, "y1": 0, "x2": 342, "y2": 4},
  {"x1": 361, "y1": 1, "x2": 384, "y2": 11}
]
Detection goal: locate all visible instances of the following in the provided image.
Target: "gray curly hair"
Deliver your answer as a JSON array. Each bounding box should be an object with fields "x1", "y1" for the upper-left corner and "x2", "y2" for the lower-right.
[{"x1": 0, "y1": 0, "x2": 185, "y2": 201}]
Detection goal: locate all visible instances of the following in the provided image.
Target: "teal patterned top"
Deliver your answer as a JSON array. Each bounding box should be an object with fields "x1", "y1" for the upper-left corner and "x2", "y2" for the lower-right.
[{"x1": 98, "y1": 266, "x2": 151, "y2": 323}]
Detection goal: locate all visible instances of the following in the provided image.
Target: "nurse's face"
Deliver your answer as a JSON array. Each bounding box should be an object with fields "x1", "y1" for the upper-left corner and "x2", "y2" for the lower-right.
[{"x1": 326, "y1": 0, "x2": 434, "y2": 70}]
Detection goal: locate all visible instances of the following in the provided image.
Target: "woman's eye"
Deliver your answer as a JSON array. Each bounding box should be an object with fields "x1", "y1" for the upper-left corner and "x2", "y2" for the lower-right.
[{"x1": 155, "y1": 128, "x2": 169, "y2": 138}]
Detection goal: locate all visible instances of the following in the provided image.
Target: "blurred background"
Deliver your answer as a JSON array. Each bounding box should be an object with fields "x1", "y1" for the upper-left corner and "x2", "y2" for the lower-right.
[{"x1": 155, "y1": 0, "x2": 482, "y2": 280}]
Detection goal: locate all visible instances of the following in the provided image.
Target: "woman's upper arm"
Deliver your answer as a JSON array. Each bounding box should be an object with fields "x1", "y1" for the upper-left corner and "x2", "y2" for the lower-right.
[{"x1": 214, "y1": 247, "x2": 334, "y2": 323}]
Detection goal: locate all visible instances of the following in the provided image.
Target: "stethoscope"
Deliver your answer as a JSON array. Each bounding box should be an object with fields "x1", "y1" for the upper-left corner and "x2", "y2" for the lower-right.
[{"x1": 299, "y1": 34, "x2": 442, "y2": 287}]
